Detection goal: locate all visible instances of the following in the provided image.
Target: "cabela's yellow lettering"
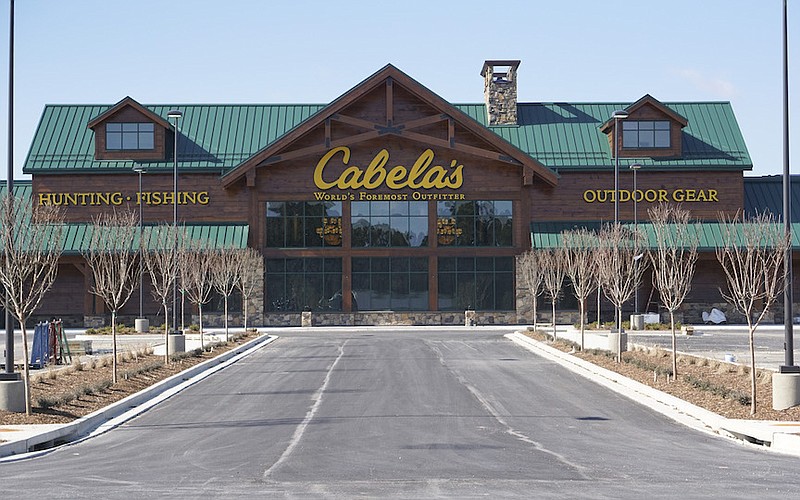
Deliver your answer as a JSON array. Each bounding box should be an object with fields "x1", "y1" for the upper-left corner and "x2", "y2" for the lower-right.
[{"x1": 314, "y1": 146, "x2": 463, "y2": 191}]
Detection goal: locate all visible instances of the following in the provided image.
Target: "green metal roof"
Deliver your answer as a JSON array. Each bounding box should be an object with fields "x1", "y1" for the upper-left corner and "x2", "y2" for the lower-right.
[
  {"x1": 458, "y1": 102, "x2": 751, "y2": 171},
  {"x1": 744, "y1": 175, "x2": 800, "y2": 220},
  {"x1": 531, "y1": 221, "x2": 800, "y2": 251},
  {"x1": 59, "y1": 223, "x2": 249, "y2": 255},
  {"x1": 24, "y1": 104, "x2": 326, "y2": 174},
  {"x1": 23, "y1": 100, "x2": 751, "y2": 175},
  {"x1": 0, "y1": 180, "x2": 33, "y2": 198}
]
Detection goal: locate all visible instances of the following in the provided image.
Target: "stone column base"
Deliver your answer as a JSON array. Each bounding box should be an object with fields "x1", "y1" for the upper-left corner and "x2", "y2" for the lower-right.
[
  {"x1": 608, "y1": 332, "x2": 628, "y2": 355},
  {"x1": 301, "y1": 311, "x2": 312, "y2": 327},
  {"x1": 135, "y1": 318, "x2": 149, "y2": 334},
  {"x1": 0, "y1": 379, "x2": 25, "y2": 413},
  {"x1": 465, "y1": 309, "x2": 476, "y2": 326},
  {"x1": 773, "y1": 372, "x2": 800, "y2": 410},
  {"x1": 167, "y1": 331, "x2": 185, "y2": 355}
]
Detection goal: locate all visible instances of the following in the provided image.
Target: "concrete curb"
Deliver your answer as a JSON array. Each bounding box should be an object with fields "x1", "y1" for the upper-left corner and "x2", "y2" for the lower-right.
[{"x1": 0, "y1": 333, "x2": 278, "y2": 460}]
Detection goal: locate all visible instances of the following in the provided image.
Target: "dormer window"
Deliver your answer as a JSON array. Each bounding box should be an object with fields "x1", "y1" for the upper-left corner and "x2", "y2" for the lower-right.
[
  {"x1": 622, "y1": 120, "x2": 670, "y2": 149},
  {"x1": 106, "y1": 122, "x2": 155, "y2": 150}
]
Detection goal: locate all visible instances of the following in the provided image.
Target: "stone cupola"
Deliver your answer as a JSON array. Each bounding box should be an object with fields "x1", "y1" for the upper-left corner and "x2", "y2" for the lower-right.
[{"x1": 480, "y1": 60, "x2": 520, "y2": 126}]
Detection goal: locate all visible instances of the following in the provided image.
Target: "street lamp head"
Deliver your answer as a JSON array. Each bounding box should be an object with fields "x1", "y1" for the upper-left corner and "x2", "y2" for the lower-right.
[
  {"x1": 132, "y1": 166, "x2": 147, "y2": 174},
  {"x1": 612, "y1": 109, "x2": 629, "y2": 120},
  {"x1": 167, "y1": 109, "x2": 183, "y2": 120},
  {"x1": 630, "y1": 163, "x2": 642, "y2": 171}
]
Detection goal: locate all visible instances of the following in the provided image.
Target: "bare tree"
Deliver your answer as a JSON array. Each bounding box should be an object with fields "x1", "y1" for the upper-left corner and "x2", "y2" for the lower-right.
[
  {"x1": 83, "y1": 210, "x2": 140, "y2": 384},
  {"x1": 541, "y1": 247, "x2": 567, "y2": 340},
  {"x1": 649, "y1": 204, "x2": 699, "y2": 380},
  {"x1": 143, "y1": 224, "x2": 184, "y2": 364},
  {"x1": 597, "y1": 223, "x2": 646, "y2": 362},
  {"x1": 562, "y1": 229, "x2": 598, "y2": 350},
  {"x1": 234, "y1": 247, "x2": 262, "y2": 332},
  {"x1": 517, "y1": 250, "x2": 545, "y2": 329},
  {"x1": 182, "y1": 238, "x2": 214, "y2": 351},
  {"x1": 716, "y1": 211, "x2": 788, "y2": 415},
  {"x1": 0, "y1": 195, "x2": 64, "y2": 414},
  {"x1": 210, "y1": 247, "x2": 241, "y2": 341}
]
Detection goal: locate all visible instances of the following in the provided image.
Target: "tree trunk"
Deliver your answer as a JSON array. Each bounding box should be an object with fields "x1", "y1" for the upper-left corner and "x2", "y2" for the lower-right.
[
  {"x1": 616, "y1": 306, "x2": 623, "y2": 363},
  {"x1": 670, "y1": 310, "x2": 677, "y2": 382},
  {"x1": 532, "y1": 297, "x2": 538, "y2": 330},
  {"x1": 199, "y1": 304, "x2": 204, "y2": 352},
  {"x1": 243, "y1": 299, "x2": 248, "y2": 332},
  {"x1": 20, "y1": 320, "x2": 31, "y2": 415},
  {"x1": 163, "y1": 302, "x2": 169, "y2": 364},
  {"x1": 551, "y1": 300, "x2": 557, "y2": 340},
  {"x1": 111, "y1": 310, "x2": 118, "y2": 384},
  {"x1": 224, "y1": 296, "x2": 229, "y2": 342},
  {"x1": 579, "y1": 297, "x2": 585, "y2": 351},
  {"x1": 749, "y1": 324, "x2": 757, "y2": 415}
]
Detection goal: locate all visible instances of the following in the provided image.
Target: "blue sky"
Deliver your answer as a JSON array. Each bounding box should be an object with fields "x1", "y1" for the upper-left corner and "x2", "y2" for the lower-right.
[{"x1": 0, "y1": 0, "x2": 794, "y2": 178}]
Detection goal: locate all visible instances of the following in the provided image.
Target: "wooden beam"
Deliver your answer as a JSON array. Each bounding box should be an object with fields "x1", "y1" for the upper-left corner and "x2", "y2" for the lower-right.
[
  {"x1": 246, "y1": 169, "x2": 256, "y2": 187},
  {"x1": 260, "y1": 130, "x2": 382, "y2": 165},
  {"x1": 399, "y1": 130, "x2": 523, "y2": 165},
  {"x1": 386, "y1": 78, "x2": 393, "y2": 126}
]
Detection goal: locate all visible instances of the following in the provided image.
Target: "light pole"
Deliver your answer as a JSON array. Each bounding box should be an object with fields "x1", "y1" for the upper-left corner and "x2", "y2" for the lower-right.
[
  {"x1": 132, "y1": 166, "x2": 146, "y2": 328},
  {"x1": 630, "y1": 163, "x2": 642, "y2": 314},
  {"x1": 612, "y1": 109, "x2": 629, "y2": 226},
  {"x1": 3, "y1": 0, "x2": 15, "y2": 380},
  {"x1": 167, "y1": 109, "x2": 182, "y2": 337}
]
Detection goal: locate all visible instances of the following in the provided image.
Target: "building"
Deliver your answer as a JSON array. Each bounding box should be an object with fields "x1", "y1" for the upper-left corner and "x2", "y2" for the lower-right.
[{"x1": 19, "y1": 61, "x2": 789, "y2": 327}]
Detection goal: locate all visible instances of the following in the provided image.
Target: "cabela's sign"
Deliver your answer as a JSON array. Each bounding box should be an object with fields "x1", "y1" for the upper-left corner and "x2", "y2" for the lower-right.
[
  {"x1": 37, "y1": 191, "x2": 210, "y2": 207},
  {"x1": 313, "y1": 147, "x2": 464, "y2": 200}
]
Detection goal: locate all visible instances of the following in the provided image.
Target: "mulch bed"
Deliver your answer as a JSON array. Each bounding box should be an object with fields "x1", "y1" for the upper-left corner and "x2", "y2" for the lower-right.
[{"x1": 0, "y1": 332, "x2": 258, "y2": 427}]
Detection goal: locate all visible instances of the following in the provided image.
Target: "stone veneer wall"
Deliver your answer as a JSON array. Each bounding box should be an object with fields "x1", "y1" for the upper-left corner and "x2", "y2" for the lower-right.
[
  {"x1": 483, "y1": 65, "x2": 518, "y2": 126},
  {"x1": 261, "y1": 311, "x2": 521, "y2": 327}
]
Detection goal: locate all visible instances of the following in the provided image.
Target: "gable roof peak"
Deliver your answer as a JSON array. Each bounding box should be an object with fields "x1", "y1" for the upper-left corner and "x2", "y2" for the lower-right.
[{"x1": 87, "y1": 96, "x2": 173, "y2": 130}]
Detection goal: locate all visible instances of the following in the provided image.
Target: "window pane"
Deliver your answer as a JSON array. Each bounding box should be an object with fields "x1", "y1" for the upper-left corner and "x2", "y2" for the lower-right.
[
  {"x1": 352, "y1": 219, "x2": 370, "y2": 247},
  {"x1": 106, "y1": 123, "x2": 122, "y2": 132},
  {"x1": 352, "y1": 257, "x2": 370, "y2": 273},
  {"x1": 622, "y1": 130, "x2": 637, "y2": 148},
  {"x1": 122, "y1": 132, "x2": 138, "y2": 149},
  {"x1": 408, "y1": 201, "x2": 427, "y2": 216},
  {"x1": 390, "y1": 217, "x2": 410, "y2": 246},
  {"x1": 106, "y1": 132, "x2": 122, "y2": 150},
  {"x1": 655, "y1": 130, "x2": 670, "y2": 147},
  {"x1": 122, "y1": 123, "x2": 138, "y2": 132},
  {"x1": 409, "y1": 217, "x2": 428, "y2": 247},
  {"x1": 265, "y1": 218, "x2": 285, "y2": 247},
  {"x1": 371, "y1": 201, "x2": 390, "y2": 216},
  {"x1": 495, "y1": 201, "x2": 512, "y2": 216},
  {"x1": 655, "y1": 121, "x2": 670, "y2": 129},
  {"x1": 138, "y1": 132, "x2": 154, "y2": 149},
  {"x1": 390, "y1": 201, "x2": 409, "y2": 216},
  {"x1": 351, "y1": 201, "x2": 370, "y2": 217}
]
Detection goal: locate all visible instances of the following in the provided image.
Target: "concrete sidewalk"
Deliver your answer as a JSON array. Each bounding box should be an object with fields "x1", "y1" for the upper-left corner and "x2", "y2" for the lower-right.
[{"x1": 508, "y1": 326, "x2": 800, "y2": 457}]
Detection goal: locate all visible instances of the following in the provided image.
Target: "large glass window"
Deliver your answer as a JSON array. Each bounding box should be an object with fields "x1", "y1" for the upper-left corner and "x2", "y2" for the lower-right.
[
  {"x1": 266, "y1": 201, "x2": 342, "y2": 248},
  {"x1": 106, "y1": 122, "x2": 155, "y2": 150},
  {"x1": 438, "y1": 256, "x2": 514, "y2": 310},
  {"x1": 352, "y1": 257, "x2": 429, "y2": 311},
  {"x1": 265, "y1": 258, "x2": 342, "y2": 312},
  {"x1": 436, "y1": 200, "x2": 512, "y2": 247},
  {"x1": 622, "y1": 120, "x2": 670, "y2": 149},
  {"x1": 351, "y1": 201, "x2": 428, "y2": 247}
]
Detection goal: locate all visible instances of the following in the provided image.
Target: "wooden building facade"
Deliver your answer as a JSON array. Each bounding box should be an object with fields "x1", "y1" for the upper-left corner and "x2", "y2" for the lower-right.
[{"x1": 22, "y1": 61, "x2": 767, "y2": 327}]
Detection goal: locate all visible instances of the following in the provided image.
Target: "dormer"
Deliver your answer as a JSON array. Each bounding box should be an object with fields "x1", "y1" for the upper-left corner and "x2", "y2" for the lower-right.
[
  {"x1": 600, "y1": 94, "x2": 688, "y2": 159},
  {"x1": 88, "y1": 96, "x2": 173, "y2": 161}
]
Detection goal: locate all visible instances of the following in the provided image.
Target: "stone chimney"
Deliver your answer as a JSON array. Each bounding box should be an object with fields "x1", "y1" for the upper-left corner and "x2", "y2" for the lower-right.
[{"x1": 481, "y1": 60, "x2": 520, "y2": 125}]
